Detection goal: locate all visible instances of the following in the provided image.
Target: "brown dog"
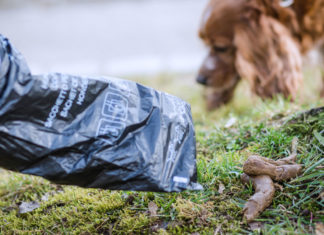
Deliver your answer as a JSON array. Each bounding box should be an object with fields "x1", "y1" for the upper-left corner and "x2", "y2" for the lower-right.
[{"x1": 197, "y1": 0, "x2": 324, "y2": 110}]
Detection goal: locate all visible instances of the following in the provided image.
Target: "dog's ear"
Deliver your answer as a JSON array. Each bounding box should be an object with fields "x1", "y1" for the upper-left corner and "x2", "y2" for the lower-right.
[{"x1": 233, "y1": 7, "x2": 302, "y2": 99}]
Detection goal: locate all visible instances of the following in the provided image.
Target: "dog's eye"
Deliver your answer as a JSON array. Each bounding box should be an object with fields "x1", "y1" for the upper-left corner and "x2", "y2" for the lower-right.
[{"x1": 213, "y1": 45, "x2": 229, "y2": 53}]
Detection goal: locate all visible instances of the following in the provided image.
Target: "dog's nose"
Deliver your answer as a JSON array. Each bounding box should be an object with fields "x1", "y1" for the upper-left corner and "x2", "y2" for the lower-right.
[{"x1": 196, "y1": 75, "x2": 208, "y2": 85}]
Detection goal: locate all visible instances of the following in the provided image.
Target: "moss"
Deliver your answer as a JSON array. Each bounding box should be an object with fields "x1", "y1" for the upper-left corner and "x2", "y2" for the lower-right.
[{"x1": 114, "y1": 212, "x2": 150, "y2": 234}]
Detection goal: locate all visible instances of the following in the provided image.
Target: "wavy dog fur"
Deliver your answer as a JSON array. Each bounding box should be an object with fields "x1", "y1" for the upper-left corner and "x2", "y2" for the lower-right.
[{"x1": 197, "y1": 0, "x2": 324, "y2": 110}]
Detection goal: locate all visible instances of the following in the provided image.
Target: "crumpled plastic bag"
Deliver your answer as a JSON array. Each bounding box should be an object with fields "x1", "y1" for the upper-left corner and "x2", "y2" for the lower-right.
[{"x1": 0, "y1": 35, "x2": 202, "y2": 192}]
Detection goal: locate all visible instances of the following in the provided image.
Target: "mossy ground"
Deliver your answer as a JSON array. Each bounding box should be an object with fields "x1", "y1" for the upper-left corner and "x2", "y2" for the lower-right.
[{"x1": 0, "y1": 68, "x2": 323, "y2": 234}]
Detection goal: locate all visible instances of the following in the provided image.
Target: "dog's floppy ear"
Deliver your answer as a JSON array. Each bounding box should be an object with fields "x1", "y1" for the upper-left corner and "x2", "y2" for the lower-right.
[{"x1": 234, "y1": 6, "x2": 302, "y2": 99}]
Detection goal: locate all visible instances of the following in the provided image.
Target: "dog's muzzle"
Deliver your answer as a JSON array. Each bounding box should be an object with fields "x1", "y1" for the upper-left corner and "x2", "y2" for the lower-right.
[{"x1": 196, "y1": 75, "x2": 208, "y2": 85}]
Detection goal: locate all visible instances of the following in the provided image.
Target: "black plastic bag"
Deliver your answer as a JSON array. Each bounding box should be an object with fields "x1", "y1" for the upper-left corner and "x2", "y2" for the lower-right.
[{"x1": 0, "y1": 35, "x2": 202, "y2": 192}]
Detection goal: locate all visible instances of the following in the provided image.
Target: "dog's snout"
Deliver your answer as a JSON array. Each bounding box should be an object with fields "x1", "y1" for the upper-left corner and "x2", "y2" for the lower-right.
[{"x1": 196, "y1": 75, "x2": 208, "y2": 85}]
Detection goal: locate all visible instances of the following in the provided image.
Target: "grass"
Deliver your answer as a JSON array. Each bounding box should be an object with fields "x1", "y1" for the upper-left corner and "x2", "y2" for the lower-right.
[{"x1": 0, "y1": 67, "x2": 324, "y2": 234}]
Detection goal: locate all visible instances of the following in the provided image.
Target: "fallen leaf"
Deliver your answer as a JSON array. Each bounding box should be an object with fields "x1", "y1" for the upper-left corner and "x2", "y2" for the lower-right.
[
  {"x1": 319, "y1": 192, "x2": 324, "y2": 201},
  {"x1": 19, "y1": 201, "x2": 40, "y2": 214},
  {"x1": 148, "y1": 201, "x2": 158, "y2": 217},
  {"x1": 249, "y1": 221, "x2": 263, "y2": 231},
  {"x1": 291, "y1": 137, "x2": 298, "y2": 155},
  {"x1": 225, "y1": 117, "x2": 237, "y2": 128},
  {"x1": 218, "y1": 183, "x2": 225, "y2": 194},
  {"x1": 123, "y1": 194, "x2": 135, "y2": 205},
  {"x1": 150, "y1": 221, "x2": 169, "y2": 233},
  {"x1": 316, "y1": 223, "x2": 324, "y2": 235},
  {"x1": 214, "y1": 225, "x2": 222, "y2": 235}
]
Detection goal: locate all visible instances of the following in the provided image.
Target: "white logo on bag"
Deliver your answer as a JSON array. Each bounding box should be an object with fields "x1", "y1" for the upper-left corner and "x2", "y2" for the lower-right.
[
  {"x1": 96, "y1": 87, "x2": 128, "y2": 141},
  {"x1": 97, "y1": 119, "x2": 125, "y2": 138},
  {"x1": 102, "y1": 90, "x2": 128, "y2": 120}
]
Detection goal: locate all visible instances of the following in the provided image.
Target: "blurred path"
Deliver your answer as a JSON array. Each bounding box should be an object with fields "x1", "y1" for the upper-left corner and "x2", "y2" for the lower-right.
[{"x1": 0, "y1": 0, "x2": 208, "y2": 77}]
